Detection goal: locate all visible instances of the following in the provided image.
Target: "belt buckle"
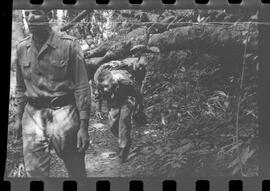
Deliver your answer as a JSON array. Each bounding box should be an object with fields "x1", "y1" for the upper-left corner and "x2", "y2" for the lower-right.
[{"x1": 50, "y1": 97, "x2": 61, "y2": 110}]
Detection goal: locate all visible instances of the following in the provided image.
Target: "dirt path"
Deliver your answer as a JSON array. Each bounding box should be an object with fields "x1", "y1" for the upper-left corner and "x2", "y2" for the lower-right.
[
  {"x1": 85, "y1": 122, "x2": 128, "y2": 177},
  {"x1": 50, "y1": 119, "x2": 141, "y2": 177}
]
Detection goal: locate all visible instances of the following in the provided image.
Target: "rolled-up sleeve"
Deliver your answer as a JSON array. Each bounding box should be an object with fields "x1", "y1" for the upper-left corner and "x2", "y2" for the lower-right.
[
  {"x1": 15, "y1": 46, "x2": 27, "y2": 120},
  {"x1": 71, "y1": 40, "x2": 91, "y2": 120}
]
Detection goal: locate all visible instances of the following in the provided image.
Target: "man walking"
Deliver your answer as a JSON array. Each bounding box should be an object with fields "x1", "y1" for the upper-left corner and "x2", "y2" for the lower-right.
[
  {"x1": 14, "y1": 10, "x2": 91, "y2": 177},
  {"x1": 94, "y1": 67, "x2": 144, "y2": 163}
]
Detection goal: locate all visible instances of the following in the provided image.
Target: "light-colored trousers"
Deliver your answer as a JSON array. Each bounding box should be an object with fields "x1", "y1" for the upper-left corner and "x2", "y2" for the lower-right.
[{"x1": 22, "y1": 103, "x2": 86, "y2": 177}]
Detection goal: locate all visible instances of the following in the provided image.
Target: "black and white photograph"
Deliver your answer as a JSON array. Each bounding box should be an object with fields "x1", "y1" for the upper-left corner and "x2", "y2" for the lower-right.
[{"x1": 7, "y1": 9, "x2": 258, "y2": 178}]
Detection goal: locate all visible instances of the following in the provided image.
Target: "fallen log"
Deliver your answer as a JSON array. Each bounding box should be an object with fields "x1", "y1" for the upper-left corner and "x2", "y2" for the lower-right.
[
  {"x1": 84, "y1": 41, "x2": 111, "y2": 59},
  {"x1": 84, "y1": 26, "x2": 148, "y2": 59},
  {"x1": 85, "y1": 23, "x2": 257, "y2": 63},
  {"x1": 86, "y1": 40, "x2": 132, "y2": 61},
  {"x1": 148, "y1": 23, "x2": 258, "y2": 54},
  {"x1": 86, "y1": 44, "x2": 159, "y2": 79},
  {"x1": 85, "y1": 42, "x2": 132, "y2": 79}
]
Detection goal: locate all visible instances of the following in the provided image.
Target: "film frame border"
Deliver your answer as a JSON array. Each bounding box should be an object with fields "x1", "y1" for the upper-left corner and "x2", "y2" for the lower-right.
[
  {"x1": 1, "y1": 0, "x2": 270, "y2": 190},
  {"x1": 13, "y1": 0, "x2": 262, "y2": 9}
]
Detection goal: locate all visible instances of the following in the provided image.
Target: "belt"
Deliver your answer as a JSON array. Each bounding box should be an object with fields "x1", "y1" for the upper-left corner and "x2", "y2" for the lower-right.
[{"x1": 27, "y1": 94, "x2": 75, "y2": 110}]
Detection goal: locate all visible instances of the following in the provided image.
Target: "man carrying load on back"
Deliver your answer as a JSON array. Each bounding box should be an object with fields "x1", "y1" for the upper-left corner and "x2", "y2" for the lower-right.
[
  {"x1": 94, "y1": 68, "x2": 144, "y2": 163},
  {"x1": 92, "y1": 45, "x2": 159, "y2": 163}
]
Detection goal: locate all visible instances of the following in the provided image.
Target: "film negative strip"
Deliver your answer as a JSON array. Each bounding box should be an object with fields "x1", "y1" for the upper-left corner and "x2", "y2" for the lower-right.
[{"x1": 1, "y1": 0, "x2": 270, "y2": 190}]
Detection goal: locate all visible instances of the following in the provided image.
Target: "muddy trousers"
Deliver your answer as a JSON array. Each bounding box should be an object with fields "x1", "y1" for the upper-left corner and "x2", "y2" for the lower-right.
[
  {"x1": 108, "y1": 99, "x2": 134, "y2": 159},
  {"x1": 22, "y1": 103, "x2": 86, "y2": 178}
]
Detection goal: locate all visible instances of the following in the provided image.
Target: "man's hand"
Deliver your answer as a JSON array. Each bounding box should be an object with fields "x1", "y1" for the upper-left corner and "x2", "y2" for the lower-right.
[
  {"x1": 77, "y1": 120, "x2": 89, "y2": 152},
  {"x1": 14, "y1": 119, "x2": 22, "y2": 140}
]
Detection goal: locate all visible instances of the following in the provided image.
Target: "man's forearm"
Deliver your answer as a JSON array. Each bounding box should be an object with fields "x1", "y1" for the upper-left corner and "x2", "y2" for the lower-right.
[
  {"x1": 15, "y1": 56, "x2": 27, "y2": 122},
  {"x1": 80, "y1": 119, "x2": 89, "y2": 129},
  {"x1": 74, "y1": 86, "x2": 91, "y2": 120}
]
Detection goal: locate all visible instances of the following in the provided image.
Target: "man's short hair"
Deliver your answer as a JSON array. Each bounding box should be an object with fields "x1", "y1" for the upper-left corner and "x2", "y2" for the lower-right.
[{"x1": 97, "y1": 69, "x2": 112, "y2": 83}]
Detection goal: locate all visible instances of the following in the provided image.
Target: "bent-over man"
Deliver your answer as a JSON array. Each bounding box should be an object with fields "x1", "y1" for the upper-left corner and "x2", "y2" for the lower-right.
[{"x1": 94, "y1": 68, "x2": 144, "y2": 163}]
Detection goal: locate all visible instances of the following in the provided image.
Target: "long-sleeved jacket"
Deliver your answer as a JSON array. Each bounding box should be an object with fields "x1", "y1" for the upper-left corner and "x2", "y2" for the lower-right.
[{"x1": 15, "y1": 30, "x2": 91, "y2": 120}]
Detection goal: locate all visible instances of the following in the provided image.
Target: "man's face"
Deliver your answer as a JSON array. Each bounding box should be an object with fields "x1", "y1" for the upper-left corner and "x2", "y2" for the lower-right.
[
  {"x1": 24, "y1": 10, "x2": 50, "y2": 34},
  {"x1": 101, "y1": 79, "x2": 113, "y2": 93}
]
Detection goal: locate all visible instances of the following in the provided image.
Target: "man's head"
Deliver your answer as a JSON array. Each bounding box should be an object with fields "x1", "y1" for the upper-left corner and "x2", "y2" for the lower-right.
[
  {"x1": 97, "y1": 69, "x2": 114, "y2": 93},
  {"x1": 24, "y1": 10, "x2": 52, "y2": 35}
]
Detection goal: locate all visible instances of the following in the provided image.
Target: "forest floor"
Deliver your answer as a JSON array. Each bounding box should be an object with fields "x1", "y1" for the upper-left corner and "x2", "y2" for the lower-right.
[{"x1": 49, "y1": 117, "x2": 149, "y2": 177}]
